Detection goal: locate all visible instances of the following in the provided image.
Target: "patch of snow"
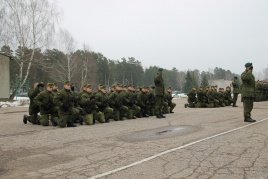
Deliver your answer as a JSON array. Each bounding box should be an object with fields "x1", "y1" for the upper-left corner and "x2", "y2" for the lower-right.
[{"x1": 0, "y1": 97, "x2": 29, "y2": 108}]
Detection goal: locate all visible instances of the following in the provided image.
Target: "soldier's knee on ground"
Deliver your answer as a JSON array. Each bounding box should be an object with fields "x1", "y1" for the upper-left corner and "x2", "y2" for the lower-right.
[
  {"x1": 40, "y1": 114, "x2": 49, "y2": 126},
  {"x1": 96, "y1": 111, "x2": 105, "y2": 123},
  {"x1": 57, "y1": 115, "x2": 67, "y2": 128},
  {"x1": 84, "y1": 114, "x2": 94, "y2": 125},
  {"x1": 113, "y1": 110, "x2": 120, "y2": 121}
]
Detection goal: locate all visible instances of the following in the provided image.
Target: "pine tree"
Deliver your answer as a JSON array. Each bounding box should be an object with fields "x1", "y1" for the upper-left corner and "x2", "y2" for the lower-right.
[{"x1": 201, "y1": 74, "x2": 209, "y2": 87}]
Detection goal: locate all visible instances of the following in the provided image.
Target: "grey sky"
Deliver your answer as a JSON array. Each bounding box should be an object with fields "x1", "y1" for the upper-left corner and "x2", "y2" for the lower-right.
[{"x1": 57, "y1": 0, "x2": 268, "y2": 75}]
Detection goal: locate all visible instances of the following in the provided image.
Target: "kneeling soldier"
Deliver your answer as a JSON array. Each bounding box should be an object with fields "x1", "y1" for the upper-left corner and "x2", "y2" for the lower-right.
[
  {"x1": 35, "y1": 83, "x2": 57, "y2": 126},
  {"x1": 54, "y1": 81, "x2": 78, "y2": 127}
]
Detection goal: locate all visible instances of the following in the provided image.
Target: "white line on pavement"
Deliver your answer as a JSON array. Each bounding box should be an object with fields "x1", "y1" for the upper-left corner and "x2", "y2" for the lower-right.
[{"x1": 88, "y1": 117, "x2": 268, "y2": 179}]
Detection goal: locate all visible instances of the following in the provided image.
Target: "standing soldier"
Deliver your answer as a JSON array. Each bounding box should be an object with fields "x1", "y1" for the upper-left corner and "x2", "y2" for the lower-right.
[
  {"x1": 241, "y1": 63, "x2": 256, "y2": 122},
  {"x1": 231, "y1": 76, "x2": 240, "y2": 107},
  {"x1": 34, "y1": 83, "x2": 56, "y2": 126},
  {"x1": 23, "y1": 82, "x2": 44, "y2": 125},
  {"x1": 154, "y1": 68, "x2": 165, "y2": 118}
]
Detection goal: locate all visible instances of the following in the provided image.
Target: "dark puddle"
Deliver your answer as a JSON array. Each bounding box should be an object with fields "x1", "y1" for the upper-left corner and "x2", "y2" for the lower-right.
[{"x1": 120, "y1": 125, "x2": 201, "y2": 142}]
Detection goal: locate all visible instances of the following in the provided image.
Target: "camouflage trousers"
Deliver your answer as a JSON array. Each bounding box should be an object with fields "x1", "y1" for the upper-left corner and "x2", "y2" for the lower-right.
[
  {"x1": 27, "y1": 105, "x2": 40, "y2": 124},
  {"x1": 57, "y1": 108, "x2": 79, "y2": 128},
  {"x1": 128, "y1": 105, "x2": 141, "y2": 119},
  {"x1": 233, "y1": 93, "x2": 239, "y2": 106},
  {"x1": 155, "y1": 95, "x2": 164, "y2": 116},
  {"x1": 163, "y1": 102, "x2": 169, "y2": 114},
  {"x1": 196, "y1": 102, "x2": 208, "y2": 108},
  {"x1": 169, "y1": 102, "x2": 176, "y2": 112},
  {"x1": 96, "y1": 107, "x2": 113, "y2": 122},
  {"x1": 113, "y1": 105, "x2": 128, "y2": 121},
  {"x1": 242, "y1": 97, "x2": 254, "y2": 119}
]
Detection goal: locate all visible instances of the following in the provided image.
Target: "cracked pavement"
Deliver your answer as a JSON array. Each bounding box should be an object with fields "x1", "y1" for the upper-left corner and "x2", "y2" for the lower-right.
[{"x1": 0, "y1": 98, "x2": 267, "y2": 179}]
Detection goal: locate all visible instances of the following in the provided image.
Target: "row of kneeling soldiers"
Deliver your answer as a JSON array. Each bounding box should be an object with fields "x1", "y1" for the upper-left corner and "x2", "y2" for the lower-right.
[
  {"x1": 23, "y1": 81, "x2": 176, "y2": 127},
  {"x1": 255, "y1": 80, "x2": 268, "y2": 102},
  {"x1": 185, "y1": 86, "x2": 236, "y2": 108}
]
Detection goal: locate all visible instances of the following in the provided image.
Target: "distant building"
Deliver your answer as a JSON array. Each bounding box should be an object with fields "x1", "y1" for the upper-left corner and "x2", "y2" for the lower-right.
[{"x1": 0, "y1": 53, "x2": 11, "y2": 100}]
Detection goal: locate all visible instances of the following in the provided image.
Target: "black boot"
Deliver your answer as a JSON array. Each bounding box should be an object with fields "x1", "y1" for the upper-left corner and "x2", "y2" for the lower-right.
[
  {"x1": 23, "y1": 115, "x2": 28, "y2": 124},
  {"x1": 51, "y1": 119, "x2": 57, "y2": 127},
  {"x1": 160, "y1": 114, "x2": 166, "y2": 118},
  {"x1": 244, "y1": 117, "x2": 256, "y2": 122},
  {"x1": 156, "y1": 115, "x2": 162, "y2": 118},
  {"x1": 67, "y1": 123, "x2": 77, "y2": 127}
]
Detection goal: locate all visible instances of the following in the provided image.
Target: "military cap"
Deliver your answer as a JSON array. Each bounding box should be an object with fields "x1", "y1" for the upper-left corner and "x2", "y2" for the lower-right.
[
  {"x1": 85, "y1": 84, "x2": 92, "y2": 88},
  {"x1": 98, "y1": 84, "x2": 106, "y2": 89},
  {"x1": 245, "y1": 62, "x2": 253, "y2": 68},
  {"x1": 46, "y1": 83, "x2": 54, "y2": 87},
  {"x1": 64, "y1": 81, "x2": 71, "y2": 85},
  {"x1": 158, "y1": 68, "x2": 163, "y2": 71}
]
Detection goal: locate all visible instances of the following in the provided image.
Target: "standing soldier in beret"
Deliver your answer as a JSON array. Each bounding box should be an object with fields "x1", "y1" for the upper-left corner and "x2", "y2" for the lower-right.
[
  {"x1": 23, "y1": 82, "x2": 44, "y2": 125},
  {"x1": 231, "y1": 76, "x2": 240, "y2": 107},
  {"x1": 241, "y1": 63, "x2": 256, "y2": 122},
  {"x1": 154, "y1": 68, "x2": 166, "y2": 118}
]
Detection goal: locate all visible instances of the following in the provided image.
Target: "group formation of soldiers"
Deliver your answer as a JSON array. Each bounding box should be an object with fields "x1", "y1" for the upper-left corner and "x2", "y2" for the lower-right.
[
  {"x1": 185, "y1": 86, "x2": 236, "y2": 108},
  {"x1": 23, "y1": 81, "x2": 176, "y2": 128},
  {"x1": 255, "y1": 80, "x2": 268, "y2": 102}
]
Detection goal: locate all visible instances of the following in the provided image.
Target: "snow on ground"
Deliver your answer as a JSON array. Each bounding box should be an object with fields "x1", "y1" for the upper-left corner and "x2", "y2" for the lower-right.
[{"x1": 0, "y1": 97, "x2": 29, "y2": 108}]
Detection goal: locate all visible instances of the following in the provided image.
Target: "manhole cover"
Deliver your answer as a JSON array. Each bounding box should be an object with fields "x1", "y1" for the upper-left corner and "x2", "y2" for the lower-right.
[{"x1": 120, "y1": 125, "x2": 200, "y2": 142}]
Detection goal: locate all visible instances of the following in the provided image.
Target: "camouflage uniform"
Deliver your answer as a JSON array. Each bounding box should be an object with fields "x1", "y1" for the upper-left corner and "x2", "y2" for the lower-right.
[
  {"x1": 137, "y1": 87, "x2": 150, "y2": 117},
  {"x1": 196, "y1": 88, "x2": 208, "y2": 108},
  {"x1": 54, "y1": 82, "x2": 78, "y2": 127},
  {"x1": 23, "y1": 83, "x2": 44, "y2": 125},
  {"x1": 154, "y1": 68, "x2": 165, "y2": 118},
  {"x1": 125, "y1": 86, "x2": 141, "y2": 119},
  {"x1": 186, "y1": 88, "x2": 197, "y2": 108},
  {"x1": 78, "y1": 84, "x2": 97, "y2": 125},
  {"x1": 241, "y1": 63, "x2": 256, "y2": 122},
  {"x1": 164, "y1": 87, "x2": 176, "y2": 113},
  {"x1": 147, "y1": 86, "x2": 156, "y2": 115},
  {"x1": 224, "y1": 87, "x2": 233, "y2": 106},
  {"x1": 231, "y1": 77, "x2": 240, "y2": 107},
  {"x1": 95, "y1": 85, "x2": 113, "y2": 123},
  {"x1": 34, "y1": 83, "x2": 57, "y2": 126}
]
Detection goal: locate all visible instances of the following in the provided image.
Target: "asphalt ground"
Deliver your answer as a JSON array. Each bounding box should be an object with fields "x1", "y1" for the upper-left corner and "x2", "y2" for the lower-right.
[{"x1": 0, "y1": 98, "x2": 267, "y2": 179}]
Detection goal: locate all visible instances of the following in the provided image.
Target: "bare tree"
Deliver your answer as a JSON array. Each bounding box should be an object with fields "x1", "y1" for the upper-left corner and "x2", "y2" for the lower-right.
[
  {"x1": 3, "y1": 0, "x2": 58, "y2": 91},
  {"x1": 52, "y1": 28, "x2": 76, "y2": 83}
]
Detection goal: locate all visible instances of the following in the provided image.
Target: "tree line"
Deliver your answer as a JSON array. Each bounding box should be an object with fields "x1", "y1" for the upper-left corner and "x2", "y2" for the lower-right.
[{"x1": 1, "y1": 45, "x2": 239, "y2": 94}]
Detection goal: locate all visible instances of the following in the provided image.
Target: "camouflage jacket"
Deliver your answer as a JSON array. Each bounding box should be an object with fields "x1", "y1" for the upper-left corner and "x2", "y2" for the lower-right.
[
  {"x1": 241, "y1": 71, "x2": 255, "y2": 98},
  {"x1": 34, "y1": 90, "x2": 54, "y2": 114}
]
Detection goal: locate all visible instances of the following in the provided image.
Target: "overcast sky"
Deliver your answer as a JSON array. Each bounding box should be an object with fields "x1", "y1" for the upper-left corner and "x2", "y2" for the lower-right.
[{"x1": 57, "y1": 0, "x2": 268, "y2": 75}]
